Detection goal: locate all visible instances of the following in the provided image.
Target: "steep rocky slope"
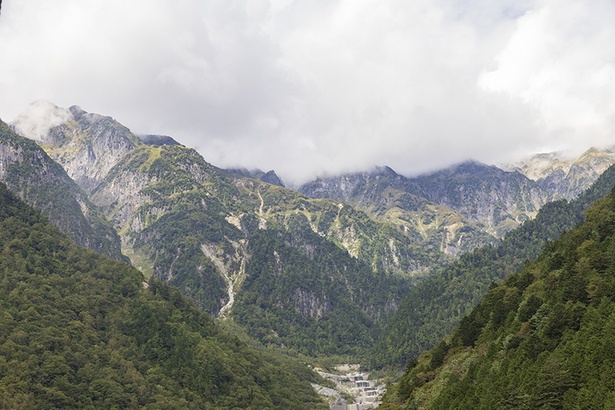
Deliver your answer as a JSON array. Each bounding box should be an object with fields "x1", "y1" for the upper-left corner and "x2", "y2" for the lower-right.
[
  {"x1": 299, "y1": 166, "x2": 495, "y2": 256},
  {"x1": 0, "y1": 120, "x2": 124, "y2": 260}
]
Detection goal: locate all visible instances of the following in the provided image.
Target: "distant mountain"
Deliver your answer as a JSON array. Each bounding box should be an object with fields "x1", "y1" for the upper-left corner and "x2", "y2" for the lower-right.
[
  {"x1": 300, "y1": 155, "x2": 614, "y2": 249},
  {"x1": 380, "y1": 173, "x2": 615, "y2": 409},
  {"x1": 0, "y1": 181, "x2": 326, "y2": 409},
  {"x1": 502, "y1": 146, "x2": 615, "y2": 200},
  {"x1": 299, "y1": 166, "x2": 494, "y2": 257},
  {"x1": 227, "y1": 168, "x2": 286, "y2": 187},
  {"x1": 0, "y1": 120, "x2": 125, "y2": 260},
  {"x1": 138, "y1": 134, "x2": 182, "y2": 146},
  {"x1": 412, "y1": 160, "x2": 550, "y2": 238}
]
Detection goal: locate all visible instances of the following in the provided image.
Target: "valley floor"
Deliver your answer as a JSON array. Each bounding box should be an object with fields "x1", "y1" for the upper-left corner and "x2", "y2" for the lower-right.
[{"x1": 312, "y1": 364, "x2": 385, "y2": 409}]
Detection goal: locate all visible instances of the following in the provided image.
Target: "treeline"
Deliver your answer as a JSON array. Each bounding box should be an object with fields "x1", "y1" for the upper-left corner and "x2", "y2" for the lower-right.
[
  {"x1": 0, "y1": 183, "x2": 325, "y2": 409},
  {"x1": 380, "y1": 184, "x2": 615, "y2": 409},
  {"x1": 372, "y1": 164, "x2": 615, "y2": 368}
]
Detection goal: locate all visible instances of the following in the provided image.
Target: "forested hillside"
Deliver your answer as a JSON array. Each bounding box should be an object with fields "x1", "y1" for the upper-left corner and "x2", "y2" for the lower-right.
[
  {"x1": 373, "y1": 164, "x2": 615, "y2": 368},
  {"x1": 0, "y1": 182, "x2": 326, "y2": 409},
  {"x1": 380, "y1": 183, "x2": 615, "y2": 409}
]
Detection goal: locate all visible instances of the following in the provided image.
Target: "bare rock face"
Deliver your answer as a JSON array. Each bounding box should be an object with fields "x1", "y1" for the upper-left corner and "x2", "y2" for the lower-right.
[
  {"x1": 412, "y1": 161, "x2": 551, "y2": 238},
  {"x1": 12, "y1": 101, "x2": 141, "y2": 193}
]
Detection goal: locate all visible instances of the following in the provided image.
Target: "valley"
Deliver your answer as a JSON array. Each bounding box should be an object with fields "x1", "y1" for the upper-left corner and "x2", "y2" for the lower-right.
[{"x1": 2, "y1": 101, "x2": 615, "y2": 408}]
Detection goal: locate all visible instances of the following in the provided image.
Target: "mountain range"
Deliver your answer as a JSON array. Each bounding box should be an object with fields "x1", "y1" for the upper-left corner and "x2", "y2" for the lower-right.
[{"x1": 3, "y1": 100, "x2": 615, "y2": 394}]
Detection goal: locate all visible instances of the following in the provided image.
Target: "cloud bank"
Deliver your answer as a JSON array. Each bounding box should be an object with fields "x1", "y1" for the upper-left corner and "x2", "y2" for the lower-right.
[{"x1": 1, "y1": 0, "x2": 614, "y2": 184}]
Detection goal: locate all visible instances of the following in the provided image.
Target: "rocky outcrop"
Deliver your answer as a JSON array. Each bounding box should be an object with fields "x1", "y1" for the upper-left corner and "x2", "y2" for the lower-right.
[{"x1": 503, "y1": 147, "x2": 615, "y2": 200}]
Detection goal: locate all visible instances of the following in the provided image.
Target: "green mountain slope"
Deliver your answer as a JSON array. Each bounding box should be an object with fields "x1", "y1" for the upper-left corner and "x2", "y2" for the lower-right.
[
  {"x1": 0, "y1": 120, "x2": 124, "y2": 261},
  {"x1": 91, "y1": 144, "x2": 412, "y2": 355},
  {"x1": 0, "y1": 181, "x2": 325, "y2": 409},
  {"x1": 373, "y1": 164, "x2": 615, "y2": 368},
  {"x1": 381, "y1": 182, "x2": 615, "y2": 409}
]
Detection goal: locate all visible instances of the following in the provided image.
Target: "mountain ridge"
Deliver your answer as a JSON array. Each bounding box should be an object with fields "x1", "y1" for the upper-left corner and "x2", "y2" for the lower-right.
[{"x1": 9, "y1": 100, "x2": 615, "y2": 363}]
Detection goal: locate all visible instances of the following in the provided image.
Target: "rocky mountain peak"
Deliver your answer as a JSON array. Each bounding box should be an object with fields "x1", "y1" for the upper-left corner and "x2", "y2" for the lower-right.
[
  {"x1": 372, "y1": 165, "x2": 399, "y2": 177},
  {"x1": 11, "y1": 103, "x2": 142, "y2": 193},
  {"x1": 503, "y1": 147, "x2": 615, "y2": 200},
  {"x1": 425, "y1": 160, "x2": 499, "y2": 178},
  {"x1": 261, "y1": 170, "x2": 285, "y2": 186},
  {"x1": 226, "y1": 168, "x2": 285, "y2": 186},
  {"x1": 68, "y1": 105, "x2": 86, "y2": 120}
]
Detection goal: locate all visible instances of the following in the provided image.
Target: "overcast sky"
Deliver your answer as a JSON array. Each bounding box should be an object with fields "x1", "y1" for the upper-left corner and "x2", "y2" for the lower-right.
[{"x1": 1, "y1": 0, "x2": 614, "y2": 185}]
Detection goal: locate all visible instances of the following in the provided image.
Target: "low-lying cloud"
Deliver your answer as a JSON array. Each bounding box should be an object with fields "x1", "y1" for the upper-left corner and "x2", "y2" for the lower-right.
[{"x1": 1, "y1": 0, "x2": 614, "y2": 184}]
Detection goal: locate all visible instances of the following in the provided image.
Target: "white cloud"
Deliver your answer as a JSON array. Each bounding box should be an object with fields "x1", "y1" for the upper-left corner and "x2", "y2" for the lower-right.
[
  {"x1": 478, "y1": 0, "x2": 615, "y2": 150},
  {"x1": 1, "y1": 0, "x2": 614, "y2": 184}
]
